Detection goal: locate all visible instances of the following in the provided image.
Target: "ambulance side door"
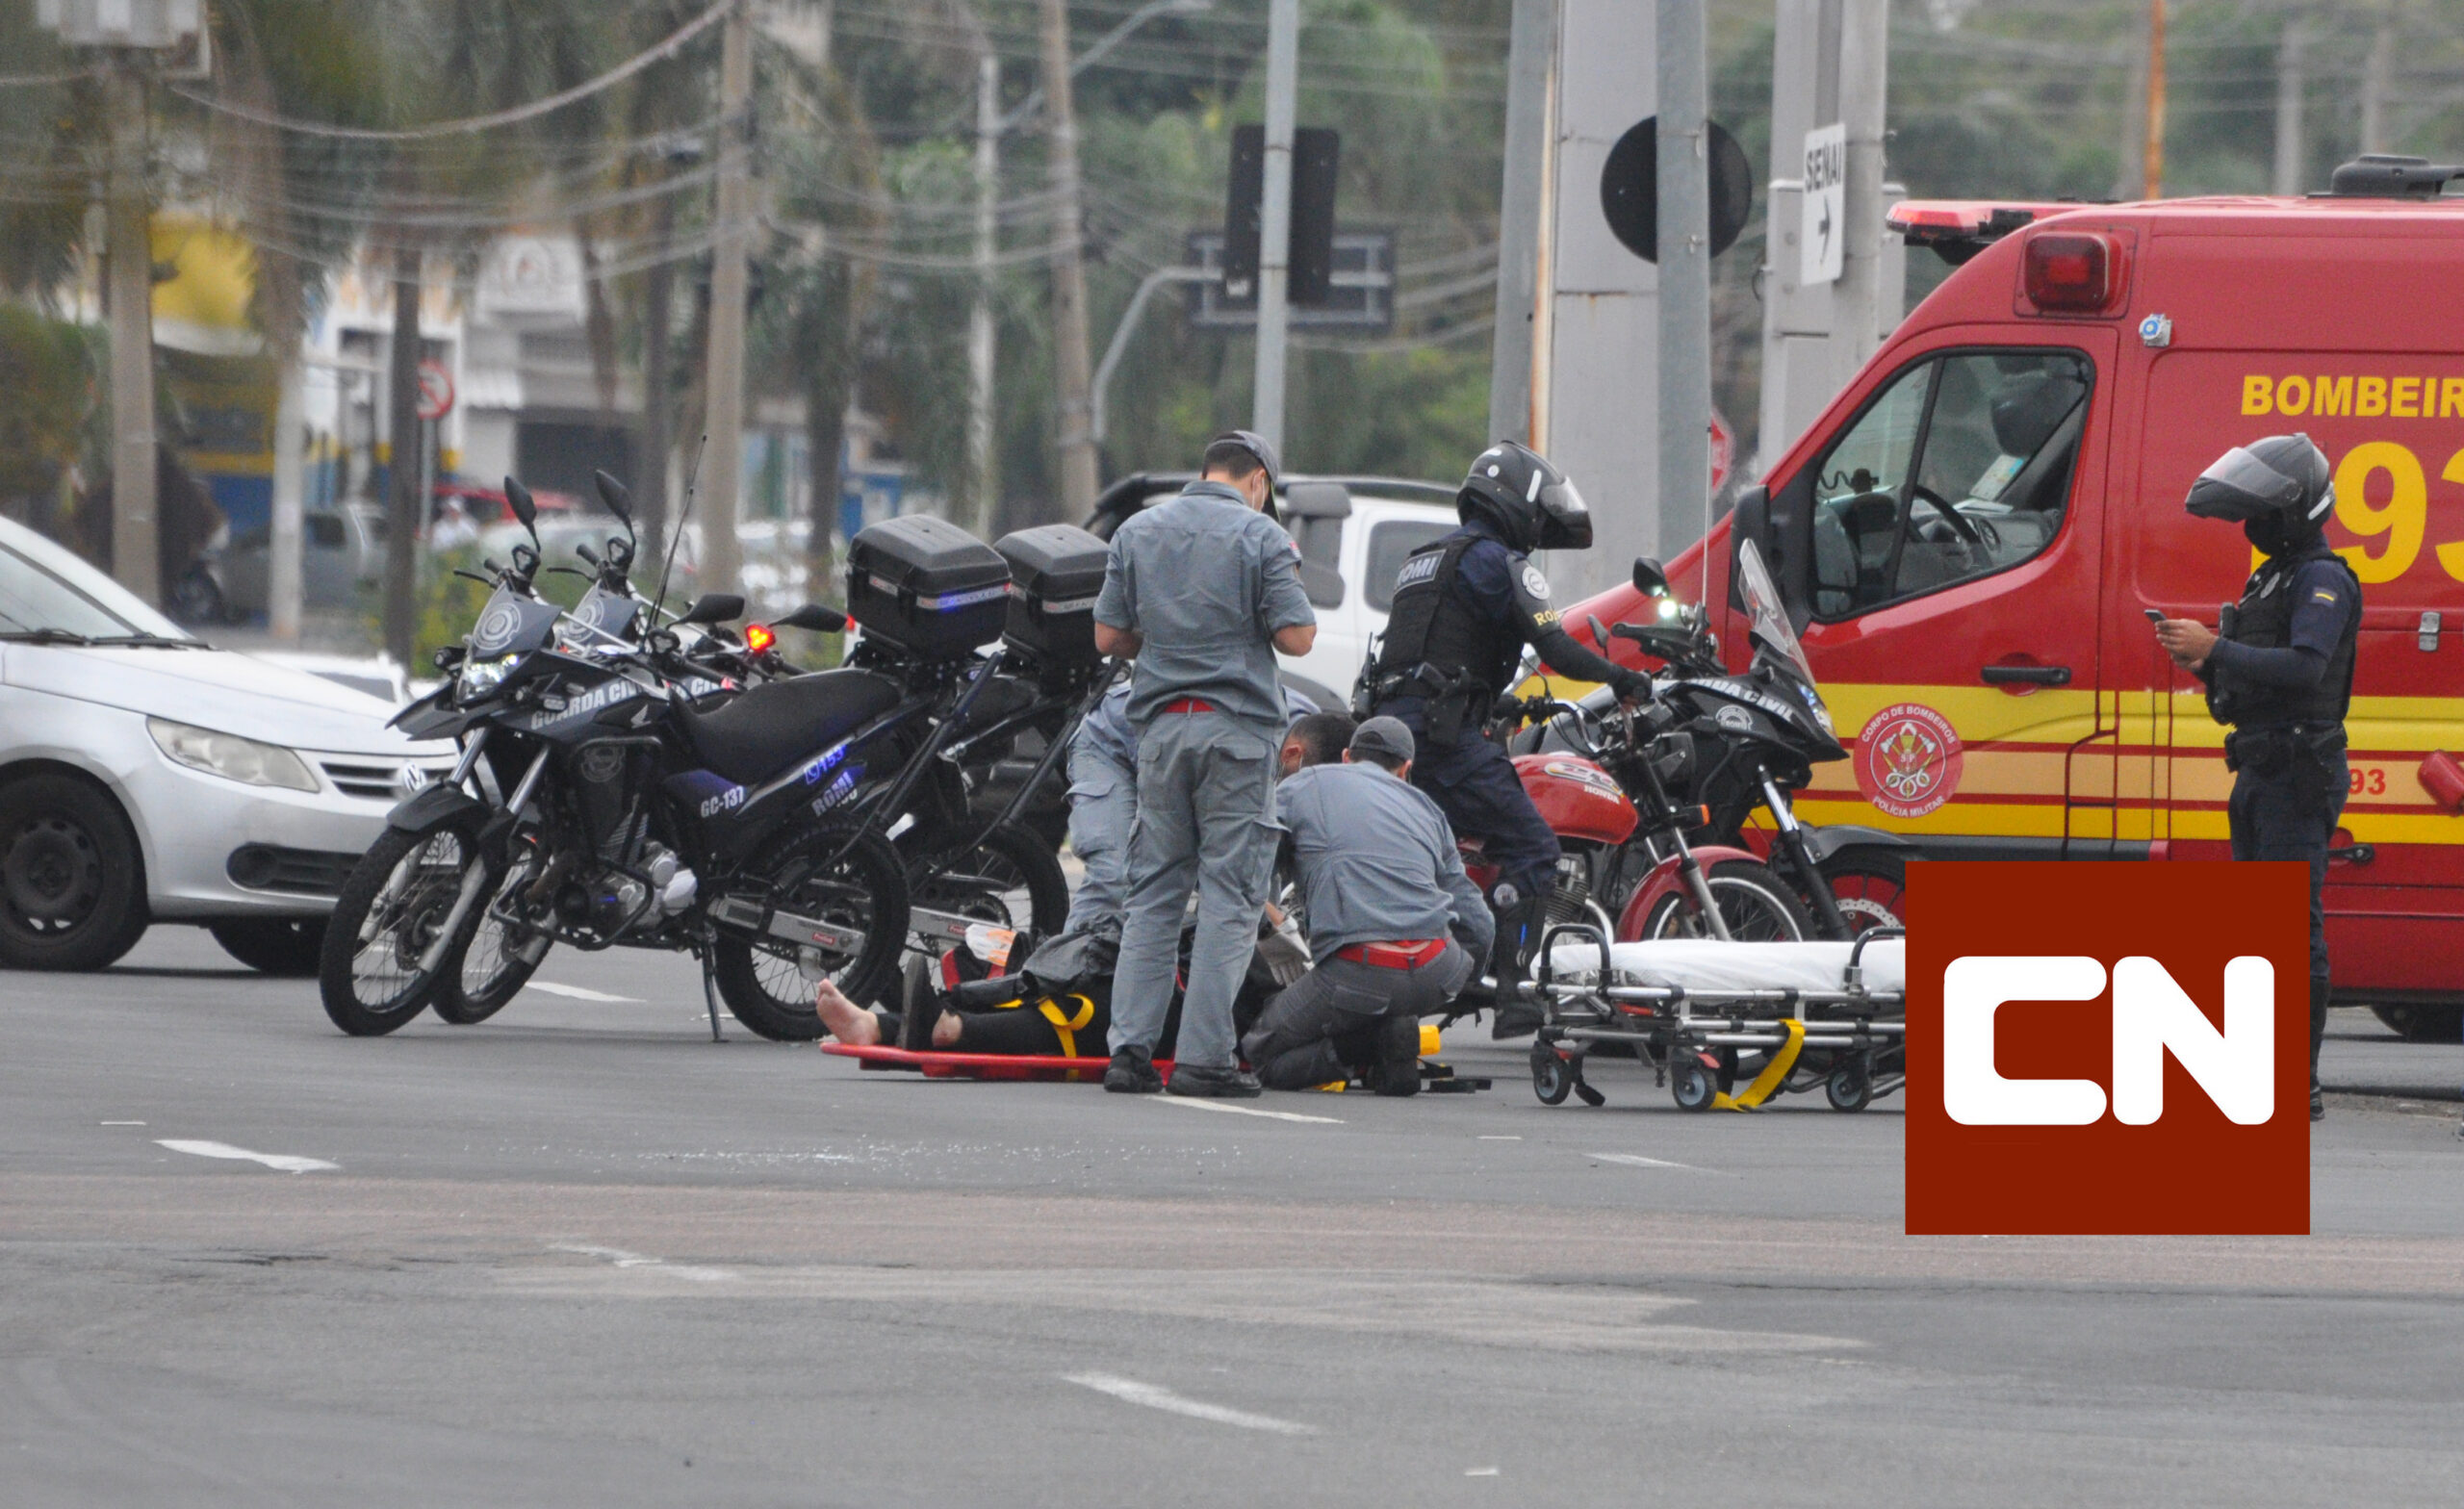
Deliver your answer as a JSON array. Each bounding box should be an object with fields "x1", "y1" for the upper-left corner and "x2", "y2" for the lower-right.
[{"x1": 1774, "y1": 327, "x2": 2117, "y2": 852}]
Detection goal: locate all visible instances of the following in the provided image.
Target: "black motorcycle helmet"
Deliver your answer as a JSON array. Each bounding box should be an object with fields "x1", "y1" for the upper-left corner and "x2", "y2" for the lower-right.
[
  {"x1": 1457, "y1": 441, "x2": 1593, "y2": 553},
  {"x1": 2185, "y1": 432, "x2": 2334, "y2": 555}
]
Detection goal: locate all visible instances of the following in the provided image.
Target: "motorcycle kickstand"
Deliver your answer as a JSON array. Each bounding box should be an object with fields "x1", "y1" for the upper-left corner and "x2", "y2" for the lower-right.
[{"x1": 698, "y1": 947, "x2": 725, "y2": 1042}]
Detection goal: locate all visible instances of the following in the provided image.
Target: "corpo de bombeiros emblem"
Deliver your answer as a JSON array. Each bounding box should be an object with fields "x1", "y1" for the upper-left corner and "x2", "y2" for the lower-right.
[{"x1": 1855, "y1": 702, "x2": 1964, "y2": 819}]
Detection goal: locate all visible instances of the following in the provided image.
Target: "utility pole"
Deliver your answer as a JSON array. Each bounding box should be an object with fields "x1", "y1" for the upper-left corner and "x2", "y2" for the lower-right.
[
  {"x1": 1655, "y1": 0, "x2": 1709, "y2": 559},
  {"x1": 2361, "y1": 22, "x2": 2393, "y2": 156},
  {"x1": 1486, "y1": 0, "x2": 1555, "y2": 448},
  {"x1": 702, "y1": 0, "x2": 752, "y2": 596},
  {"x1": 2143, "y1": 0, "x2": 2167, "y2": 198},
  {"x1": 104, "y1": 57, "x2": 160, "y2": 605},
  {"x1": 269, "y1": 358, "x2": 305, "y2": 640},
  {"x1": 1249, "y1": 0, "x2": 1299, "y2": 456},
  {"x1": 1833, "y1": 0, "x2": 1889, "y2": 391},
  {"x1": 967, "y1": 48, "x2": 999, "y2": 534},
  {"x1": 383, "y1": 246, "x2": 422, "y2": 668},
  {"x1": 1039, "y1": 0, "x2": 1099, "y2": 521},
  {"x1": 2273, "y1": 17, "x2": 2305, "y2": 196}
]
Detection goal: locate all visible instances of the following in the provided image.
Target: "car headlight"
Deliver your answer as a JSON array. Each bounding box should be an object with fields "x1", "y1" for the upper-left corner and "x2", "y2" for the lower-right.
[
  {"x1": 457, "y1": 653, "x2": 515, "y2": 702},
  {"x1": 146, "y1": 718, "x2": 319, "y2": 793}
]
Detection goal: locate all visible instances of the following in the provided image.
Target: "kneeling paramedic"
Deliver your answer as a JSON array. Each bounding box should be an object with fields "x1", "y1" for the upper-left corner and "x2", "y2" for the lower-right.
[
  {"x1": 1093, "y1": 431, "x2": 1317, "y2": 1098},
  {"x1": 1357, "y1": 441, "x2": 1652, "y2": 1036},
  {"x1": 1241, "y1": 717, "x2": 1494, "y2": 1095},
  {"x1": 2153, "y1": 433, "x2": 2359, "y2": 1123}
]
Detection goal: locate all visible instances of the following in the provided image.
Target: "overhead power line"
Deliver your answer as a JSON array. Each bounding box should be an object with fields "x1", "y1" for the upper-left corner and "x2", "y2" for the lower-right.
[{"x1": 165, "y1": 0, "x2": 731, "y2": 141}]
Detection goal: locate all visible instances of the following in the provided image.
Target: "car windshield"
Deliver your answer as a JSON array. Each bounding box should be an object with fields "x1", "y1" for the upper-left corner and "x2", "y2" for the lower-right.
[{"x1": 0, "y1": 521, "x2": 194, "y2": 643}]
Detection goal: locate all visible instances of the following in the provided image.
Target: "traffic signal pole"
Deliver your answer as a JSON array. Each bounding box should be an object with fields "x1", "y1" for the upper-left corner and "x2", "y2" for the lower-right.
[
  {"x1": 1249, "y1": 0, "x2": 1298, "y2": 454},
  {"x1": 1486, "y1": 0, "x2": 1556, "y2": 448},
  {"x1": 1655, "y1": 0, "x2": 1711, "y2": 568},
  {"x1": 701, "y1": 0, "x2": 751, "y2": 597}
]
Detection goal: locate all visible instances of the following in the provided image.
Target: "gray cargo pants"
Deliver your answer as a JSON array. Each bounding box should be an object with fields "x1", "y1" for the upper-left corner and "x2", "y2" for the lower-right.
[
  {"x1": 1108, "y1": 709, "x2": 1281, "y2": 1068},
  {"x1": 1241, "y1": 943, "x2": 1473, "y2": 1090},
  {"x1": 1061, "y1": 733, "x2": 1137, "y2": 939}
]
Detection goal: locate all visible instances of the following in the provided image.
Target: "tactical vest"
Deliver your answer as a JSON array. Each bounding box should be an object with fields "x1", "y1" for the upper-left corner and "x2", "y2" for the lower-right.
[
  {"x1": 2209, "y1": 543, "x2": 2360, "y2": 729},
  {"x1": 1364, "y1": 531, "x2": 1527, "y2": 712}
]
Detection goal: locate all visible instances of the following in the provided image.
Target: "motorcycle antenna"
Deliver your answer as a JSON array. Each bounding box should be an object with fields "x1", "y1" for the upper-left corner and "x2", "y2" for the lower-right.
[{"x1": 652, "y1": 431, "x2": 707, "y2": 620}]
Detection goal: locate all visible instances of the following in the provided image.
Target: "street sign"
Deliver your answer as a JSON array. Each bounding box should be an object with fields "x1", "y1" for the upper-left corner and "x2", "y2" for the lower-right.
[
  {"x1": 1186, "y1": 230, "x2": 1394, "y2": 333},
  {"x1": 1596, "y1": 116, "x2": 1753, "y2": 265},
  {"x1": 1800, "y1": 123, "x2": 1847, "y2": 287},
  {"x1": 414, "y1": 360, "x2": 455, "y2": 422}
]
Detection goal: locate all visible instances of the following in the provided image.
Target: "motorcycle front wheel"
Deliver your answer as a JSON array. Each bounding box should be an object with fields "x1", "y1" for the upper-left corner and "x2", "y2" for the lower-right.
[
  {"x1": 318, "y1": 820, "x2": 480, "y2": 1036},
  {"x1": 712, "y1": 823, "x2": 910, "y2": 1039},
  {"x1": 1629, "y1": 858, "x2": 1812, "y2": 942},
  {"x1": 432, "y1": 837, "x2": 550, "y2": 1025}
]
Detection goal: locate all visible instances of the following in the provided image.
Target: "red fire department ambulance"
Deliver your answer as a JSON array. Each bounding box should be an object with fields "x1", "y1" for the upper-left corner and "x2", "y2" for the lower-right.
[{"x1": 1571, "y1": 155, "x2": 2464, "y2": 1038}]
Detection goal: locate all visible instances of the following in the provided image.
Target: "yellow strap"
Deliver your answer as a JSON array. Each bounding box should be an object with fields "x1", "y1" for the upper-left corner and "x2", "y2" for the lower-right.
[
  {"x1": 1711, "y1": 1018, "x2": 1807, "y2": 1113},
  {"x1": 1036, "y1": 994, "x2": 1097, "y2": 1060}
]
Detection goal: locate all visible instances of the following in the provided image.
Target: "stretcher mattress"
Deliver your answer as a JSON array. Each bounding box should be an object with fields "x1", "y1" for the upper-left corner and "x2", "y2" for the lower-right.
[{"x1": 1546, "y1": 937, "x2": 1904, "y2": 996}]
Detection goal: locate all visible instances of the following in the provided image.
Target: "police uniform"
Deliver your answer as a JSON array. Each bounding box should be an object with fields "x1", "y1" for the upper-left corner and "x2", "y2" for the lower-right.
[
  {"x1": 2200, "y1": 539, "x2": 2360, "y2": 1082},
  {"x1": 1239, "y1": 736, "x2": 1494, "y2": 1093},
  {"x1": 1095, "y1": 478, "x2": 1315, "y2": 1077}
]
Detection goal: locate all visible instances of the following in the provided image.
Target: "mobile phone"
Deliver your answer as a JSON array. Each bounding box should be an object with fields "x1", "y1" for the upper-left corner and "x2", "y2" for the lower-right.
[{"x1": 2143, "y1": 608, "x2": 2167, "y2": 625}]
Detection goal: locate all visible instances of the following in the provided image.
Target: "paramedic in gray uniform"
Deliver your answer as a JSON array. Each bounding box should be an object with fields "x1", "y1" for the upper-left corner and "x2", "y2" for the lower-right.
[
  {"x1": 1092, "y1": 431, "x2": 1316, "y2": 1097},
  {"x1": 1240, "y1": 717, "x2": 1494, "y2": 1095}
]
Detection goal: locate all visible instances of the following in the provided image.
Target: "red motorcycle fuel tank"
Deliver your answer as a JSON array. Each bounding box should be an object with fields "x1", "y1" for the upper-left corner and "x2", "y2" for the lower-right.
[{"x1": 1514, "y1": 753, "x2": 1638, "y2": 845}]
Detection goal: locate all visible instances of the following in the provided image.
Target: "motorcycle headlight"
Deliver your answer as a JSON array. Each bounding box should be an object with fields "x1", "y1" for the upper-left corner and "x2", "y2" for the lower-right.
[
  {"x1": 1796, "y1": 681, "x2": 1836, "y2": 736},
  {"x1": 146, "y1": 718, "x2": 319, "y2": 793},
  {"x1": 457, "y1": 653, "x2": 516, "y2": 703}
]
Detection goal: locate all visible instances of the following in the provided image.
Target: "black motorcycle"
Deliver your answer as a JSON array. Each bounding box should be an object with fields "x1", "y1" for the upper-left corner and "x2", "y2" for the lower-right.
[{"x1": 317, "y1": 482, "x2": 915, "y2": 1039}]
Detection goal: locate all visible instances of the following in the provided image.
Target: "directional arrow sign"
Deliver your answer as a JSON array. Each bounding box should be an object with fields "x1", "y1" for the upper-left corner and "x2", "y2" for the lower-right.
[{"x1": 1800, "y1": 123, "x2": 1846, "y2": 288}]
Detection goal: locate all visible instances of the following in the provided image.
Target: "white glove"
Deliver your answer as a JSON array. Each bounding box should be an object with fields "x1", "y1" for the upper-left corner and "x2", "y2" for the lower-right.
[{"x1": 1257, "y1": 911, "x2": 1312, "y2": 987}]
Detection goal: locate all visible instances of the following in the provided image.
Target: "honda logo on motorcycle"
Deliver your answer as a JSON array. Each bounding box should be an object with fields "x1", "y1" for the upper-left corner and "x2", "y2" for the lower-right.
[{"x1": 1907, "y1": 862, "x2": 2311, "y2": 1236}]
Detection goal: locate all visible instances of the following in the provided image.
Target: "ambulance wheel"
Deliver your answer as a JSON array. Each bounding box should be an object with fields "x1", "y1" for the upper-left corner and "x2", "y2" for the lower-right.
[
  {"x1": 1531, "y1": 1045, "x2": 1575, "y2": 1106},
  {"x1": 1826, "y1": 1060, "x2": 1873, "y2": 1113},
  {"x1": 1671, "y1": 1055, "x2": 1719, "y2": 1113}
]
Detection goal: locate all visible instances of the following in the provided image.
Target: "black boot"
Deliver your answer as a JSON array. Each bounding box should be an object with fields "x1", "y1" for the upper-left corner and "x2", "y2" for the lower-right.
[
  {"x1": 2310, "y1": 974, "x2": 2330, "y2": 1122},
  {"x1": 1488, "y1": 895, "x2": 1549, "y2": 1040}
]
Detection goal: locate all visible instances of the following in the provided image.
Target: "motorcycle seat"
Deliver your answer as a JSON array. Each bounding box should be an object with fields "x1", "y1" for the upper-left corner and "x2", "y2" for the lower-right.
[{"x1": 680, "y1": 669, "x2": 903, "y2": 786}]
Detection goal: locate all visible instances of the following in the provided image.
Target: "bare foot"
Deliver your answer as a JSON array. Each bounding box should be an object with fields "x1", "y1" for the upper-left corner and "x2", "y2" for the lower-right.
[{"x1": 814, "y1": 980, "x2": 882, "y2": 1046}]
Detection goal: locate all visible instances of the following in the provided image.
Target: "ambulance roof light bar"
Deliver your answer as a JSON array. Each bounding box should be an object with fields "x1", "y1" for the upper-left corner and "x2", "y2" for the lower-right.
[{"x1": 1888, "y1": 200, "x2": 2070, "y2": 266}]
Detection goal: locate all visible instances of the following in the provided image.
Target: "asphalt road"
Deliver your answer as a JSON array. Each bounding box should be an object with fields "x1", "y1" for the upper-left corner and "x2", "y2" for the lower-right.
[{"x1": 4, "y1": 926, "x2": 2460, "y2": 1508}]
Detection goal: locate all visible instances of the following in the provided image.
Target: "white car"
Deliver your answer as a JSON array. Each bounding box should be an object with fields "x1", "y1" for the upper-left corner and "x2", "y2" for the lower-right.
[
  {"x1": 0, "y1": 518, "x2": 454, "y2": 976},
  {"x1": 1089, "y1": 473, "x2": 1460, "y2": 709}
]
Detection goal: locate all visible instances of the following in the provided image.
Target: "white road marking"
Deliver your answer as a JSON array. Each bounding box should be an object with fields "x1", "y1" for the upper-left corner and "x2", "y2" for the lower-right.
[
  {"x1": 100, "y1": 1120, "x2": 144, "y2": 1126},
  {"x1": 525, "y1": 981, "x2": 640, "y2": 1003},
  {"x1": 1150, "y1": 1097, "x2": 1342, "y2": 1125},
  {"x1": 1061, "y1": 1372, "x2": 1316, "y2": 1435},
  {"x1": 550, "y1": 1242, "x2": 732, "y2": 1283},
  {"x1": 155, "y1": 1139, "x2": 337, "y2": 1174},
  {"x1": 1588, "y1": 1151, "x2": 1718, "y2": 1174},
  {"x1": 1477, "y1": 1135, "x2": 1520, "y2": 1140},
  {"x1": 1466, "y1": 1467, "x2": 1501, "y2": 1477}
]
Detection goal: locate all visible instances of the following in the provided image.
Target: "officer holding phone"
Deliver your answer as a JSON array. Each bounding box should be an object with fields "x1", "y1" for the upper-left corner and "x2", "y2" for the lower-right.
[{"x1": 2152, "y1": 434, "x2": 2361, "y2": 1122}]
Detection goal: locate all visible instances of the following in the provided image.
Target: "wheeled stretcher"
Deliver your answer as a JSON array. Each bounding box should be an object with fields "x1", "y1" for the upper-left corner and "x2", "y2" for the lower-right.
[{"x1": 1524, "y1": 927, "x2": 1906, "y2": 1112}]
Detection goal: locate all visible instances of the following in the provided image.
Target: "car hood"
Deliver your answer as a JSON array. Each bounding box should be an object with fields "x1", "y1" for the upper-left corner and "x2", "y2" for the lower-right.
[{"x1": 2, "y1": 645, "x2": 448, "y2": 756}]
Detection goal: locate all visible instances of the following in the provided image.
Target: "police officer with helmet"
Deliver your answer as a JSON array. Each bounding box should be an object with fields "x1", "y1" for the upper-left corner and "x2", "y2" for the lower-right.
[
  {"x1": 1357, "y1": 441, "x2": 1655, "y2": 1036},
  {"x1": 2153, "y1": 432, "x2": 2361, "y2": 1122}
]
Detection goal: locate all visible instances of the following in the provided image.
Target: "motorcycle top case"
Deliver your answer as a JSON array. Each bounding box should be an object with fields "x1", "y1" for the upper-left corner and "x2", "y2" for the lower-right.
[
  {"x1": 845, "y1": 514, "x2": 1011, "y2": 658},
  {"x1": 994, "y1": 524, "x2": 1109, "y2": 664}
]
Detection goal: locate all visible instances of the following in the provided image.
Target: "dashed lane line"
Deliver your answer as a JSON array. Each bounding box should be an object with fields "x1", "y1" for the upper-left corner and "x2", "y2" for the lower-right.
[
  {"x1": 1061, "y1": 1372, "x2": 1317, "y2": 1435},
  {"x1": 524, "y1": 981, "x2": 642, "y2": 1003},
  {"x1": 155, "y1": 1139, "x2": 337, "y2": 1174},
  {"x1": 1588, "y1": 1151, "x2": 1723, "y2": 1174},
  {"x1": 549, "y1": 1243, "x2": 732, "y2": 1283}
]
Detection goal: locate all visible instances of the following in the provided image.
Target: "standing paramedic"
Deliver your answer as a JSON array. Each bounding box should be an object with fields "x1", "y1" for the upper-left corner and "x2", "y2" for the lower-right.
[
  {"x1": 1241, "y1": 717, "x2": 1494, "y2": 1095},
  {"x1": 1092, "y1": 431, "x2": 1316, "y2": 1097},
  {"x1": 2153, "y1": 433, "x2": 2360, "y2": 1123},
  {"x1": 1357, "y1": 441, "x2": 1654, "y2": 1036}
]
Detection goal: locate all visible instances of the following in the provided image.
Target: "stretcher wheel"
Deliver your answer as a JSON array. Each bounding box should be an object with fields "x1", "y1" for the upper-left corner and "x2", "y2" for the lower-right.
[
  {"x1": 1531, "y1": 1045, "x2": 1576, "y2": 1106},
  {"x1": 1671, "y1": 1056, "x2": 1719, "y2": 1113},
  {"x1": 1825, "y1": 1060, "x2": 1873, "y2": 1113}
]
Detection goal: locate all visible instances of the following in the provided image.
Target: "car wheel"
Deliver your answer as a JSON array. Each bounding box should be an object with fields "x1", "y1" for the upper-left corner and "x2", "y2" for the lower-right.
[
  {"x1": 0, "y1": 773, "x2": 150, "y2": 971},
  {"x1": 209, "y1": 917, "x2": 327, "y2": 976}
]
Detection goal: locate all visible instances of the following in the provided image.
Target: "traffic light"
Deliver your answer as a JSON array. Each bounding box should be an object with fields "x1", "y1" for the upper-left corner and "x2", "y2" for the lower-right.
[{"x1": 1222, "y1": 125, "x2": 1341, "y2": 307}]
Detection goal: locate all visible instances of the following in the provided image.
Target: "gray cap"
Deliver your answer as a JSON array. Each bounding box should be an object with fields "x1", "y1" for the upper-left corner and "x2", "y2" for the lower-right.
[{"x1": 1348, "y1": 715, "x2": 1415, "y2": 763}]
